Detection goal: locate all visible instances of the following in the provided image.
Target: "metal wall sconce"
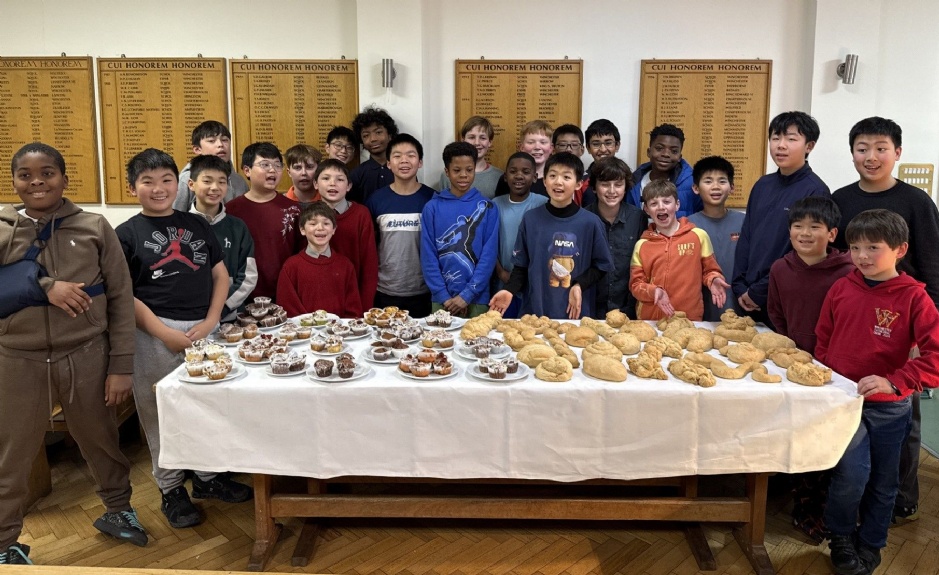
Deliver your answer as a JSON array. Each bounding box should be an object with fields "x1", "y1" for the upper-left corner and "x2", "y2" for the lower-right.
[
  {"x1": 382, "y1": 59, "x2": 397, "y2": 89},
  {"x1": 837, "y1": 54, "x2": 858, "y2": 84}
]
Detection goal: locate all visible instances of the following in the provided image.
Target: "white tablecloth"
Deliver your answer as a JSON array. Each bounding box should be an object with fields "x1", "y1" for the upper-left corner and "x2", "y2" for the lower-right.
[{"x1": 157, "y1": 326, "x2": 863, "y2": 482}]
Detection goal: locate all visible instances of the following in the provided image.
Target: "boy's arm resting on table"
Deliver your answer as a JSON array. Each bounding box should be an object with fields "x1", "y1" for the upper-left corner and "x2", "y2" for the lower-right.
[
  {"x1": 134, "y1": 298, "x2": 191, "y2": 353},
  {"x1": 186, "y1": 261, "x2": 228, "y2": 341}
]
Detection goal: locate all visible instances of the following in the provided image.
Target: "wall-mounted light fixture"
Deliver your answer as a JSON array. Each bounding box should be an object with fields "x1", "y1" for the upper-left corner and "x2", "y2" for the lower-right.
[
  {"x1": 381, "y1": 59, "x2": 397, "y2": 89},
  {"x1": 837, "y1": 54, "x2": 858, "y2": 84}
]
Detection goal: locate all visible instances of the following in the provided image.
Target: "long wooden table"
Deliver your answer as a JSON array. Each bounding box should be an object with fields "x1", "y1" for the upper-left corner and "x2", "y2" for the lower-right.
[{"x1": 156, "y1": 322, "x2": 861, "y2": 573}]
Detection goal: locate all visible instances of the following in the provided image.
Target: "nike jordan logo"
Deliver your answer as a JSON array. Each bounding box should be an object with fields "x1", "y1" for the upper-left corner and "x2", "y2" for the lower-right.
[{"x1": 151, "y1": 269, "x2": 180, "y2": 280}]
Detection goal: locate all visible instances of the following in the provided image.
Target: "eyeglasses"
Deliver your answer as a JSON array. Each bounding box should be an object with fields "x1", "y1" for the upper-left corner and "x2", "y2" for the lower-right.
[
  {"x1": 254, "y1": 161, "x2": 283, "y2": 171},
  {"x1": 589, "y1": 139, "x2": 617, "y2": 150},
  {"x1": 329, "y1": 142, "x2": 357, "y2": 152},
  {"x1": 554, "y1": 142, "x2": 582, "y2": 152}
]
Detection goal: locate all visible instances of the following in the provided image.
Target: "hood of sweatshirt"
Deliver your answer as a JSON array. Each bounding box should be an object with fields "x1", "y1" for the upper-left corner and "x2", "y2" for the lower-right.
[
  {"x1": 640, "y1": 216, "x2": 696, "y2": 242},
  {"x1": 1, "y1": 199, "x2": 82, "y2": 269},
  {"x1": 781, "y1": 247, "x2": 854, "y2": 273},
  {"x1": 844, "y1": 267, "x2": 925, "y2": 294}
]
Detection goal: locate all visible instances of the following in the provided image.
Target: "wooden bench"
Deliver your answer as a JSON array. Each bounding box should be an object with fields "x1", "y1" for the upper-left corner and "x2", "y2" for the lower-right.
[{"x1": 26, "y1": 398, "x2": 137, "y2": 508}]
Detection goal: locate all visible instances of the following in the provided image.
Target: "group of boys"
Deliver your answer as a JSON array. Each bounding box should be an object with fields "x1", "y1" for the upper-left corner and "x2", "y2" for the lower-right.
[{"x1": 2, "y1": 105, "x2": 939, "y2": 575}]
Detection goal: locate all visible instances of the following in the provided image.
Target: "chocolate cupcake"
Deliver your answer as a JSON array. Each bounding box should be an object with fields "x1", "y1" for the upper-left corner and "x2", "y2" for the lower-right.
[
  {"x1": 410, "y1": 362, "x2": 431, "y2": 377},
  {"x1": 488, "y1": 361, "x2": 507, "y2": 380},
  {"x1": 337, "y1": 362, "x2": 355, "y2": 379},
  {"x1": 372, "y1": 347, "x2": 391, "y2": 361},
  {"x1": 314, "y1": 359, "x2": 333, "y2": 377},
  {"x1": 271, "y1": 360, "x2": 290, "y2": 375},
  {"x1": 505, "y1": 358, "x2": 519, "y2": 374}
]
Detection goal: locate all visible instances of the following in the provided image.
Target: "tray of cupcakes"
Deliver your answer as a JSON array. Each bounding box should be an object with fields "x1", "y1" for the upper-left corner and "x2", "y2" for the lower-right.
[
  {"x1": 323, "y1": 318, "x2": 371, "y2": 340},
  {"x1": 396, "y1": 348, "x2": 459, "y2": 380},
  {"x1": 178, "y1": 347, "x2": 244, "y2": 384},
  {"x1": 362, "y1": 338, "x2": 414, "y2": 364},
  {"x1": 466, "y1": 357, "x2": 529, "y2": 383},
  {"x1": 235, "y1": 334, "x2": 291, "y2": 365},
  {"x1": 266, "y1": 351, "x2": 308, "y2": 377},
  {"x1": 419, "y1": 309, "x2": 466, "y2": 331},
  {"x1": 308, "y1": 334, "x2": 351, "y2": 356},
  {"x1": 308, "y1": 353, "x2": 373, "y2": 383},
  {"x1": 363, "y1": 306, "x2": 411, "y2": 328},
  {"x1": 455, "y1": 336, "x2": 512, "y2": 361},
  {"x1": 297, "y1": 310, "x2": 340, "y2": 328},
  {"x1": 235, "y1": 297, "x2": 289, "y2": 331}
]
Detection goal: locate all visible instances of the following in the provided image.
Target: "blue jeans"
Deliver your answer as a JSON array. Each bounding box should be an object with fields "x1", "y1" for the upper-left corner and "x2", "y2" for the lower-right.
[{"x1": 825, "y1": 398, "x2": 912, "y2": 549}]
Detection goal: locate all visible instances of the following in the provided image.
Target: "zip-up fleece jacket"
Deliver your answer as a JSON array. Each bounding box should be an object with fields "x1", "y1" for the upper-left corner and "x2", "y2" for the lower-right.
[{"x1": 0, "y1": 200, "x2": 135, "y2": 374}]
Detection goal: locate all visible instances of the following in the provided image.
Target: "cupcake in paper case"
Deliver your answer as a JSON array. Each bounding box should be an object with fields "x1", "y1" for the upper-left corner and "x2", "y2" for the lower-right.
[
  {"x1": 314, "y1": 359, "x2": 333, "y2": 377},
  {"x1": 185, "y1": 360, "x2": 205, "y2": 377},
  {"x1": 204, "y1": 364, "x2": 229, "y2": 380}
]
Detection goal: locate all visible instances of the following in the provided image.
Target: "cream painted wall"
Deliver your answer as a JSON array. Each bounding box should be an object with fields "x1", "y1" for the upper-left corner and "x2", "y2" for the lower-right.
[{"x1": 2, "y1": 0, "x2": 938, "y2": 227}]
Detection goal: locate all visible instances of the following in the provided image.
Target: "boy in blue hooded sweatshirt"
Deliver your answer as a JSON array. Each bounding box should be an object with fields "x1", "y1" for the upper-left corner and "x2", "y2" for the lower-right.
[
  {"x1": 420, "y1": 142, "x2": 499, "y2": 317},
  {"x1": 627, "y1": 123, "x2": 700, "y2": 218}
]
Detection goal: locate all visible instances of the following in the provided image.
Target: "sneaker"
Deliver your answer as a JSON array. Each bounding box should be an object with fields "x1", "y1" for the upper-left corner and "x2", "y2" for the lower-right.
[
  {"x1": 192, "y1": 474, "x2": 253, "y2": 503},
  {"x1": 857, "y1": 544, "x2": 882, "y2": 574},
  {"x1": 828, "y1": 534, "x2": 865, "y2": 575},
  {"x1": 161, "y1": 486, "x2": 202, "y2": 528},
  {"x1": 891, "y1": 504, "x2": 919, "y2": 526},
  {"x1": 0, "y1": 542, "x2": 33, "y2": 565},
  {"x1": 93, "y1": 509, "x2": 148, "y2": 547}
]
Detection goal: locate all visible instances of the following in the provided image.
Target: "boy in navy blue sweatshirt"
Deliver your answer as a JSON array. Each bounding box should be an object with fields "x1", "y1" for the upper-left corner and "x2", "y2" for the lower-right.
[{"x1": 732, "y1": 111, "x2": 830, "y2": 328}]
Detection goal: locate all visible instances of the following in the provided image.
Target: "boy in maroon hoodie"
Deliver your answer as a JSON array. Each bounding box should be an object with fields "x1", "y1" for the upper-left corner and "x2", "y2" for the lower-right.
[
  {"x1": 818, "y1": 209, "x2": 939, "y2": 575},
  {"x1": 766, "y1": 196, "x2": 854, "y2": 543}
]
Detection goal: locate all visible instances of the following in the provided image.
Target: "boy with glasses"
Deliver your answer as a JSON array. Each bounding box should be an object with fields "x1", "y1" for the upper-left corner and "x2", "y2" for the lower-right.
[{"x1": 325, "y1": 126, "x2": 357, "y2": 166}]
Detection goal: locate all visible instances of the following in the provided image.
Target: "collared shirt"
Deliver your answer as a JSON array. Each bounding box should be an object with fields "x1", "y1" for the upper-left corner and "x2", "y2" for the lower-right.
[{"x1": 306, "y1": 245, "x2": 331, "y2": 258}]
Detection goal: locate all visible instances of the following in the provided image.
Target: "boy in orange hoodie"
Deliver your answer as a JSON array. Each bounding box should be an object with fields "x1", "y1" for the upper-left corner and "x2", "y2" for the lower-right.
[{"x1": 629, "y1": 179, "x2": 728, "y2": 320}]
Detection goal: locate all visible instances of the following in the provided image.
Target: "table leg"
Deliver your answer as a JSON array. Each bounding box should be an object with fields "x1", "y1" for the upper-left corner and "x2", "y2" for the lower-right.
[
  {"x1": 733, "y1": 472, "x2": 774, "y2": 575},
  {"x1": 679, "y1": 476, "x2": 717, "y2": 571},
  {"x1": 291, "y1": 478, "x2": 323, "y2": 567},
  {"x1": 247, "y1": 473, "x2": 282, "y2": 572}
]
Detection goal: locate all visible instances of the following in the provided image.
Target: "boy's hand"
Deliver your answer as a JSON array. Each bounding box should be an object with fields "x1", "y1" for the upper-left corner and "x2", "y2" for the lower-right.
[
  {"x1": 709, "y1": 278, "x2": 730, "y2": 309},
  {"x1": 104, "y1": 374, "x2": 133, "y2": 407},
  {"x1": 738, "y1": 291, "x2": 761, "y2": 312},
  {"x1": 488, "y1": 290, "x2": 513, "y2": 315},
  {"x1": 566, "y1": 284, "x2": 582, "y2": 319},
  {"x1": 161, "y1": 327, "x2": 193, "y2": 353},
  {"x1": 185, "y1": 319, "x2": 219, "y2": 342},
  {"x1": 47, "y1": 281, "x2": 92, "y2": 317},
  {"x1": 653, "y1": 287, "x2": 675, "y2": 317},
  {"x1": 857, "y1": 375, "x2": 896, "y2": 397},
  {"x1": 444, "y1": 296, "x2": 469, "y2": 316}
]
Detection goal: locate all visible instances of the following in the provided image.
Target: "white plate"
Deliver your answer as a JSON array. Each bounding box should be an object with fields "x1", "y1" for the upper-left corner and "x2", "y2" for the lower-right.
[
  {"x1": 419, "y1": 316, "x2": 467, "y2": 331},
  {"x1": 454, "y1": 345, "x2": 512, "y2": 361},
  {"x1": 371, "y1": 328, "x2": 421, "y2": 344},
  {"x1": 396, "y1": 364, "x2": 461, "y2": 381},
  {"x1": 361, "y1": 348, "x2": 412, "y2": 364},
  {"x1": 211, "y1": 334, "x2": 255, "y2": 347},
  {"x1": 257, "y1": 319, "x2": 288, "y2": 332},
  {"x1": 264, "y1": 365, "x2": 308, "y2": 377},
  {"x1": 309, "y1": 344, "x2": 353, "y2": 357},
  {"x1": 235, "y1": 355, "x2": 272, "y2": 366},
  {"x1": 466, "y1": 363, "x2": 530, "y2": 383},
  {"x1": 177, "y1": 363, "x2": 246, "y2": 384},
  {"x1": 307, "y1": 363, "x2": 373, "y2": 383},
  {"x1": 328, "y1": 329, "x2": 370, "y2": 340},
  {"x1": 306, "y1": 313, "x2": 341, "y2": 329}
]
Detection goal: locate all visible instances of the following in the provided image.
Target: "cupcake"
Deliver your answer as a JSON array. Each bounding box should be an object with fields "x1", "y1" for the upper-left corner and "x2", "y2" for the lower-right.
[
  {"x1": 410, "y1": 362, "x2": 431, "y2": 377},
  {"x1": 225, "y1": 327, "x2": 244, "y2": 343},
  {"x1": 383, "y1": 306, "x2": 400, "y2": 315},
  {"x1": 243, "y1": 348, "x2": 264, "y2": 363},
  {"x1": 325, "y1": 336, "x2": 343, "y2": 353},
  {"x1": 313, "y1": 310, "x2": 329, "y2": 326},
  {"x1": 204, "y1": 364, "x2": 229, "y2": 380},
  {"x1": 185, "y1": 347, "x2": 205, "y2": 362},
  {"x1": 372, "y1": 346, "x2": 391, "y2": 361},
  {"x1": 477, "y1": 358, "x2": 493, "y2": 374},
  {"x1": 434, "y1": 310, "x2": 453, "y2": 328},
  {"x1": 488, "y1": 361, "x2": 507, "y2": 380},
  {"x1": 204, "y1": 344, "x2": 224, "y2": 360},
  {"x1": 424, "y1": 314, "x2": 438, "y2": 327},
  {"x1": 271, "y1": 360, "x2": 290, "y2": 375},
  {"x1": 350, "y1": 320, "x2": 369, "y2": 336},
  {"x1": 336, "y1": 352, "x2": 355, "y2": 363},
  {"x1": 399, "y1": 356, "x2": 416, "y2": 373},
  {"x1": 433, "y1": 360, "x2": 453, "y2": 376},
  {"x1": 299, "y1": 314, "x2": 314, "y2": 327},
  {"x1": 314, "y1": 359, "x2": 333, "y2": 377},
  {"x1": 436, "y1": 334, "x2": 454, "y2": 349},
  {"x1": 259, "y1": 316, "x2": 279, "y2": 328},
  {"x1": 375, "y1": 313, "x2": 391, "y2": 328},
  {"x1": 331, "y1": 324, "x2": 352, "y2": 338},
  {"x1": 237, "y1": 313, "x2": 257, "y2": 327},
  {"x1": 214, "y1": 355, "x2": 233, "y2": 369},
  {"x1": 489, "y1": 342, "x2": 509, "y2": 356},
  {"x1": 421, "y1": 332, "x2": 437, "y2": 348},
  {"x1": 417, "y1": 348, "x2": 437, "y2": 363},
  {"x1": 390, "y1": 340, "x2": 411, "y2": 358},
  {"x1": 296, "y1": 326, "x2": 313, "y2": 340},
  {"x1": 254, "y1": 296, "x2": 272, "y2": 307},
  {"x1": 243, "y1": 324, "x2": 260, "y2": 339},
  {"x1": 185, "y1": 360, "x2": 206, "y2": 377},
  {"x1": 310, "y1": 335, "x2": 327, "y2": 352},
  {"x1": 475, "y1": 345, "x2": 491, "y2": 359},
  {"x1": 218, "y1": 323, "x2": 236, "y2": 337},
  {"x1": 279, "y1": 328, "x2": 297, "y2": 342},
  {"x1": 505, "y1": 358, "x2": 519, "y2": 374},
  {"x1": 288, "y1": 353, "x2": 306, "y2": 372}
]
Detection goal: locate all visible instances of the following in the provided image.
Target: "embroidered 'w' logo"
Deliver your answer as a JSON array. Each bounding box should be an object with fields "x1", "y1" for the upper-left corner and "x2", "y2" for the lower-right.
[{"x1": 875, "y1": 308, "x2": 900, "y2": 328}]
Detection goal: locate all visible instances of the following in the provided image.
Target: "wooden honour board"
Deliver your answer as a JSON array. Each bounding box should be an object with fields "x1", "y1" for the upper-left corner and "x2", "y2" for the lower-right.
[
  {"x1": 0, "y1": 57, "x2": 99, "y2": 204},
  {"x1": 98, "y1": 58, "x2": 228, "y2": 204},
  {"x1": 455, "y1": 60, "x2": 582, "y2": 172},
  {"x1": 230, "y1": 59, "x2": 359, "y2": 191},
  {"x1": 637, "y1": 60, "x2": 771, "y2": 208}
]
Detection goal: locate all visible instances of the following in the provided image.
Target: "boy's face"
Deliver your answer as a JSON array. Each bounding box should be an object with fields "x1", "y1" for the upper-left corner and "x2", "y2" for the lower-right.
[
  {"x1": 643, "y1": 195, "x2": 680, "y2": 231},
  {"x1": 314, "y1": 167, "x2": 351, "y2": 205},
  {"x1": 554, "y1": 134, "x2": 584, "y2": 157},
  {"x1": 193, "y1": 134, "x2": 232, "y2": 163},
  {"x1": 770, "y1": 126, "x2": 814, "y2": 174},
  {"x1": 544, "y1": 164, "x2": 579, "y2": 207},
  {"x1": 692, "y1": 170, "x2": 733, "y2": 208},
  {"x1": 360, "y1": 123, "x2": 391, "y2": 158},
  {"x1": 445, "y1": 156, "x2": 476, "y2": 195},
  {"x1": 587, "y1": 133, "x2": 620, "y2": 162},
  {"x1": 301, "y1": 215, "x2": 336, "y2": 252},
  {"x1": 595, "y1": 179, "x2": 627, "y2": 210},
  {"x1": 789, "y1": 217, "x2": 836, "y2": 261},
  {"x1": 504, "y1": 158, "x2": 536, "y2": 196},
  {"x1": 850, "y1": 237, "x2": 907, "y2": 281},
  {"x1": 852, "y1": 134, "x2": 901, "y2": 187},
  {"x1": 327, "y1": 138, "x2": 355, "y2": 164},
  {"x1": 288, "y1": 158, "x2": 318, "y2": 194},
  {"x1": 130, "y1": 167, "x2": 178, "y2": 216},
  {"x1": 463, "y1": 126, "x2": 492, "y2": 162},
  {"x1": 519, "y1": 132, "x2": 553, "y2": 167},
  {"x1": 388, "y1": 143, "x2": 422, "y2": 181},
  {"x1": 189, "y1": 168, "x2": 229, "y2": 209},
  {"x1": 647, "y1": 135, "x2": 682, "y2": 174},
  {"x1": 243, "y1": 155, "x2": 283, "y2": 192},
  {"x1": 13, "y1": 152, "x2": 68, "y2": 217}
]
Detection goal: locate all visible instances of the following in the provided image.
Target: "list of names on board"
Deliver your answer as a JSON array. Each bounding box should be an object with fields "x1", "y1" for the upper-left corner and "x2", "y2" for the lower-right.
[
  {"x1": 638, "y1": 60, "x2": 771, "y2": 208},
  {"x1": 0, "y1": 57, "x2": 99, "y2": 203},
  {"x1": 98, "y1": 58, "x2": 228, "y2": 204},
  {"x1": 230, "y1": 59, "x2": 359, "y2": 190},
  {"x1": 455, "y1": 60, "x2": 582, "y2": 172}
]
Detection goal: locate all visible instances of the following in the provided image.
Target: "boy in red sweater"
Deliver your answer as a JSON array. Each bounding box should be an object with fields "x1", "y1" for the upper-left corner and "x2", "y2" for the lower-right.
[
  {"x1": 629, "y1": 179, "x2": 728, "y2": 320},
  {"x1": 276, "y1": 202, "x2": 362, "y2": 318},
  {"x1": 818, "y1": 209, "x2": 939, "y2": 575},
  {"x1": 313, "y1": 159, "x2": 378, "y2": 311}
]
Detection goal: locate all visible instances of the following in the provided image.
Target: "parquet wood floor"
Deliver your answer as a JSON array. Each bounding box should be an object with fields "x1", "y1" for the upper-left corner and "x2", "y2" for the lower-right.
[{"x1": 17, "y1": 436, "x2": 939, "y2": 574}]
